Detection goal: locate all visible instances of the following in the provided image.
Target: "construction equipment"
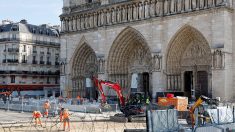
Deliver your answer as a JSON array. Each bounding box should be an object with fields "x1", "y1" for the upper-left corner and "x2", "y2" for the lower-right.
[
  {"x1": 187, "y1": 95, "x2": 219, "y2": 128},
  {"x1": 93, "y1": 77, "x2": 147, "y2": 119},
  {"x1": 0, "y1": 90, "x2": 12, "y2": 103}
]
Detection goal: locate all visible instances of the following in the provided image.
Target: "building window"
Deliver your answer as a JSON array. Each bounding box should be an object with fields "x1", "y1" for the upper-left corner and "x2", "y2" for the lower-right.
[
  {"x1": 11, "y1": 76, "x2": 15, "y2": 83},
  {"x1": 23, "y1": 45, "x2": 26, "y2": 52},
  {"x1": 33, "y1": 46, "x2": 37, "y2": 53},
  {"x1": 22, "y1": 55, "x2": 27, "y2": 63},
  {"x1": 40, "y1": 56, "x2": 44, "y2": 64},
  {"x1": 55, "y1": 77, "x2": 58, "y2": 84},
  {"x1": 12, "y1": 34, "x2": 16, "y2": 40},
  {"x1": 88, "y1": 0, "x2": 92, "y2": 3},
  {"x1": 47, "y1": 77, "x2": 50, "y2": 84},
  {"x1": 33, "y1": 56, "x2": 36, "y2": 61},
  {"x1": 32, "y1": 56, "x2": 37, "y2": 64}
]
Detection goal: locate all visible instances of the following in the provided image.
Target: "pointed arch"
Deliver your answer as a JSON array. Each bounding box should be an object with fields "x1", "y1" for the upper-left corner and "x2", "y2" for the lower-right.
[
  {"x1": 165, "y1": 25, "x2": 212, "y2": 98},
  {"x1": 166, "y1": 25, "x2": 211, "y2": 74},
  {"x1": 107, "y1": 26, "x2": 152, "y2": 96},
  {"x1": 70, "y1": 37, "x2": 98, "y2": 98},
  {"x1": 107, "y1": 26, "x2": 152, "y2": 74}
]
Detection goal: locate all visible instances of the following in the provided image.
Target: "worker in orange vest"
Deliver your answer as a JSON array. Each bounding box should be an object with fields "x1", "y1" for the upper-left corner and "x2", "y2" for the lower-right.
[
  {"x1": 61, "y1": 109, "x2": 70, "y2": 131},
  {"x1": 43, "y1": 100, "x2": 51, "y2": 118},
  {"x1": 33, "y1": 111, "x2": 42, "y2": 126},
  {"x1": 59, "y1": 107, "x2": 65, "y2": 122}
]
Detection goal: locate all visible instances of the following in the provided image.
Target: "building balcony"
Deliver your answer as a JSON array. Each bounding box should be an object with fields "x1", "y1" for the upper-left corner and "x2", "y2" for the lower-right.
[
  {"x1": 33, "y1": 51, "x2": 37, "y2": 54},
  {"x1": 8, "y1": 48, "x2": 19, "y2": 53},
  {"x1": 0, "y1": 38, "x2": 20, "y2": 42},
  {"x1": 7, "y1": 59, "x2": 19, "y2": 63},
  {"x1": 46, "y1": 62, "x2": 51, "y2": 65},
  {"x1": 32, "y1": 60, "x2": 38, "y2": 64},
  {"x1": 21, "y1": 60, "x2": 27, "y2": 63},
  {"x1": 40, "y1": 61, "x2": 45, "y2": 64}
]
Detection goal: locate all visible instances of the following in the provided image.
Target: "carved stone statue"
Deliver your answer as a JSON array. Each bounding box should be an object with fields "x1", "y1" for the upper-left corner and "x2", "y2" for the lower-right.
[
  {"x1": 81, "y1": 15, "x2": 84, "y2": 29},
  {"x1": 77, "y1": 16, "x2": 81, "y2": 30},
  {"x1": 117, "y1": 7, "x2": 121, "y2": 23},
  {"x1": 93, "y1": 12, "x2": 97, "y2": 27},
  {"x1": 213, "y1": 50, "x2": 223, "y2": 69},
  {"x1": 106, "y1": 10, "x2": 111, "y2": 24},
  {"x1": 150, "y1": 0, "x2": 156, "y2": 17},
  {"x1": 89, "y1": 14, "x2": 94, "y2": 28},
  {"x1": 138, "y1": 3, "x2": 143, "y2": 19},
  {"x1": 133, "y1": 4, "x2": 138, "y2": 20},
  {"x1": 111, "y1": 8, "x2": 116, "y2": 23},
  {"x1": 73, "y1": 17, "x2": 77, "y2": 31},
  {"x1": 128, "y1": 5, "x2": 133, "y2": 21},
  {"x1": 122, "y1": 6, "x2": 127, "y2": 22},
  {"x1": 144, "y1": 1, "x2": 150, "y2": 18}
]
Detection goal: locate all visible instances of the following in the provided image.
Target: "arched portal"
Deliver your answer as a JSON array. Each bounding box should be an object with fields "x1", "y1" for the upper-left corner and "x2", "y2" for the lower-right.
[
  {"x1": 166, "y1": 25, "x2": 212, "y2": 99},
  {"x1": 107, "y1": 27, "x2": 152, "y2": 97},
  {"x1": 71, "y1": 42, "x2": 98, "y2": 99}
]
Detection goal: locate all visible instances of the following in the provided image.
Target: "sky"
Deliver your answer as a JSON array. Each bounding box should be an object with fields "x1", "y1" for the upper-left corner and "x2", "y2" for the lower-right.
[{"x1": 0, "y1": 0, "x2": 63, "y2": 26}]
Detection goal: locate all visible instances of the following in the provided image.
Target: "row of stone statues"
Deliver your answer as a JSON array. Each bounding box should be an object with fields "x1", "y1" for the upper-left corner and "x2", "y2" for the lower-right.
[{"x1": 61, "y1": 0, "x2": 226, "y2": 32}]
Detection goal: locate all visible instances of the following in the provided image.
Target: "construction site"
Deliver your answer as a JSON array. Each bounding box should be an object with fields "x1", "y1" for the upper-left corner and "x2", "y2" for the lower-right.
[{"x1": 0, "y1": 77, "x2": 235, "y2": 132}]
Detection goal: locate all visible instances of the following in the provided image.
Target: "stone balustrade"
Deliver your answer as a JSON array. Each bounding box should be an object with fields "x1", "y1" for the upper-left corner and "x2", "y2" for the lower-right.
[{"x1": 60, "y1": 0, "x2": 230, "y2": 33}]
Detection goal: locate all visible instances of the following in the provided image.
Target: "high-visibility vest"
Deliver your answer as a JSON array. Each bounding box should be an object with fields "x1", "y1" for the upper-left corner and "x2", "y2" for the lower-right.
[
  {"x1": 33, "y1": 111, "x2": 42, "y2": 118},
  {"x1": 44, "y1": 102, "x2": 50, "y2": 109},
  {"x1": 63, "y1": 111, "x2": 69, "y2": 119}
]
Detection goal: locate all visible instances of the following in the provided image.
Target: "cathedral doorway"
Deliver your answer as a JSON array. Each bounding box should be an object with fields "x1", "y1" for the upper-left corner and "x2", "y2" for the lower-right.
[
  {"x1": 107, "y1": 27, "x2": 152, "y2": 97},
  {"x1": 71, "y1": 42, "x2": 98, "y2": 99},
  {"x1": 166, "y1": 25, "x2": 212, "y2": 99}
]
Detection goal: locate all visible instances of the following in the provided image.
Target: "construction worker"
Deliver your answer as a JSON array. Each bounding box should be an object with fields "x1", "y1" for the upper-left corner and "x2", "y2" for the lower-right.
[
  {"x1": 60, "y1": 107, "x2": 65, "y2": 122},
  {"x1": 33, "y1": 111, "x2": 42, "y2": 126},
  {"x1": 43, "y1": 100, "x2": 51, "y2": 118},
  {"x1": 61, "y1": 109, "x2": 70, "y2": 131},
  {"x1": 146, "y1": 97, "x2": 150, "y2": 105}
]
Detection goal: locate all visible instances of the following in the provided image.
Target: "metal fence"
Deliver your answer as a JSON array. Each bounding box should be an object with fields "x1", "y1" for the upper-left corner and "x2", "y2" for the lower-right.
[
  {"x1": 147, "y1": 107, "x2": 180, "y2": 132},
  {"x1": 194, "y1": 106, "x2": 235, "y2": 132}
]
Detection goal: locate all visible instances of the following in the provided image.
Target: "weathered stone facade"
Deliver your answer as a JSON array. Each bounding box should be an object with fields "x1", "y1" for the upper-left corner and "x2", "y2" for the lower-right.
[{"x1": 60, "y1": 0, "x2": 235, "y2": 101}]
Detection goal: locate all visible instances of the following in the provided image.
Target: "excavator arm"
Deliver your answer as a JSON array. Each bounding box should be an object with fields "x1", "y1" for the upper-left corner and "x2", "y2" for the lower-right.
[
  {"x1": 189, "y1": 95, "x2": 219, "y2": 128},
  {"x1": 0, "y1": 91, "x2": 12, "y2": 96},
  {"x1": 93, "y1": 77, "x2": 125, "y2": 107}
]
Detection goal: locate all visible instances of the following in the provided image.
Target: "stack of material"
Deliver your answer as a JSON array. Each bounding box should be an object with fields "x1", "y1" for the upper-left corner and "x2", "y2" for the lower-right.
[{"x1": 158, "y1": 96, "x2": 188, "y2": 111}]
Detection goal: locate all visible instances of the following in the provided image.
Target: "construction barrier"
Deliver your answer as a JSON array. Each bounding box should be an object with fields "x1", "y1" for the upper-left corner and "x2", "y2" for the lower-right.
[{"x1": 147, "y1": 108, "x2": 179, "y2": 132}]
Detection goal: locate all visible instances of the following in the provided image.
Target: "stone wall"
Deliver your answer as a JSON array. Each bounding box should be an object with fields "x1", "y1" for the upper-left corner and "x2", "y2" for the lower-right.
[{"x1": 60, "y1": 0, "x2": 235, "y2": 100}]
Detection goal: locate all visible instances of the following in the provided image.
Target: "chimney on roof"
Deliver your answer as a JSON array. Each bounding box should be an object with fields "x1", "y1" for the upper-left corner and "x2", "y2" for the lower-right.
[
  {"x1": 20, "y1": 19, "x2": 27, "y2": 24},
  {"x1": 2, "y1": 20, "x2": 13, "y2": 25}
]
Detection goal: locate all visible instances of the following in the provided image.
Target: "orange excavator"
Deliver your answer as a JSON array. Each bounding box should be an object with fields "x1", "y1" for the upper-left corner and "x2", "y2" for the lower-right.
[
  {"x1": 187, "y1": 95, "x2": 219, "y2": 128},
  {"x1": 93, "y1": 77, "x2": 146, "y2": 117}
]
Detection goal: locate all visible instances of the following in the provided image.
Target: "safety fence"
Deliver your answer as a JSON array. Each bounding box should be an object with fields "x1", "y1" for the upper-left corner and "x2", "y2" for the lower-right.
[
  {"x1": 147, "y1": 106, "x2": 181, "y2": 132},
  {"x1": 0, "y1": 98, "x2": 120, "y2": 114},
  {"x1": 194, "y1": 106, "x2": 235, "y2": 132}
]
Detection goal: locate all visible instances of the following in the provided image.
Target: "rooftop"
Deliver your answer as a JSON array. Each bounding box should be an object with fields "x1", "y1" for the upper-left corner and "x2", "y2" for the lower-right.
[{"x1": 0, "y1": 19, "x2": 60, "y2": 37}]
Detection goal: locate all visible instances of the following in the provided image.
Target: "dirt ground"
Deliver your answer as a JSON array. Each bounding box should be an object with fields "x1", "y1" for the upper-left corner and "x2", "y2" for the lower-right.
[{"x1": 0, "y1": 121, "x2": 146, "y2": 132}]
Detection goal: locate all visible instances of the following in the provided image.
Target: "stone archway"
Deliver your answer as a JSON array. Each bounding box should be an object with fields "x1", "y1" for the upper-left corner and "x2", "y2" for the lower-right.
[
  {"x1": 71, "y1": 42, "x2": 98, "y2": 99},
  {"x1": 166, "y1": 25, "x2": 212, "y2": 99},
  {"x1": 107, "y1": 27, "x2": 152, "y2": 97}
]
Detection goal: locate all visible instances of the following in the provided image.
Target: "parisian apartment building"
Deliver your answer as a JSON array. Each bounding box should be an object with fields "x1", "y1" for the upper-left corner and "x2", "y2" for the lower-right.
[{"x1": 0, "y1": 19, "x2": 60, "y2": 97}]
